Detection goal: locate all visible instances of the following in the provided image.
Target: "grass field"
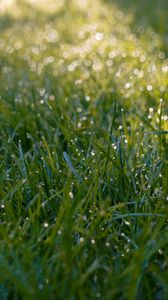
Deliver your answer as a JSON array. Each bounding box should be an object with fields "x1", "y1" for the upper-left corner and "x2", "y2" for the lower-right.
[{"x1": 0, "y1": 0, "x2": 168, "y2": 299}]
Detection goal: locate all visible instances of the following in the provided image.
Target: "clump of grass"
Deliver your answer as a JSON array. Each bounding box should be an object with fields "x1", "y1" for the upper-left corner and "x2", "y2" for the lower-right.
[{"x1": 0, "y1": 0, "x2": 168, "y2": 299}]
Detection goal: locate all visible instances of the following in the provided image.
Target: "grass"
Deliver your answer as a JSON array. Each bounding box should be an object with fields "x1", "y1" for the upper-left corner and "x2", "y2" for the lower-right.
[{"x1": 0, "y1": 0, "x2": 168, "y2": 299}]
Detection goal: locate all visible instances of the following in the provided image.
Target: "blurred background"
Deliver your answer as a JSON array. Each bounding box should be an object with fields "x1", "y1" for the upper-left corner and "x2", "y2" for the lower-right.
[{"x1": 0, "y1": 0, "x2": 167, "y2": 113}]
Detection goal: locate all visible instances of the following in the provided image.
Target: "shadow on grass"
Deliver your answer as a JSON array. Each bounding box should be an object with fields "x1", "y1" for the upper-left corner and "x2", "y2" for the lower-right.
[
  {"x1": 102, "y1": 0, "x2": 168, "y2": 35},
  {"x1": 0, "y1": 13, "x2": 16, "y2": 32}
]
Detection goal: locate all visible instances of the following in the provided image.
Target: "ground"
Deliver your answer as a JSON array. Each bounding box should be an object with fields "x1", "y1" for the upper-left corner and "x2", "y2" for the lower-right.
[{"x1": 0, "y1": 0, "x2": 168, "y2": 299}]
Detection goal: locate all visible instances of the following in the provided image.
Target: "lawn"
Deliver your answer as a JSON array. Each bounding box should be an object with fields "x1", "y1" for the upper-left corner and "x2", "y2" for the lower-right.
[{"x1": 0, "y1": 0, "x2": 168, "y2": 299}]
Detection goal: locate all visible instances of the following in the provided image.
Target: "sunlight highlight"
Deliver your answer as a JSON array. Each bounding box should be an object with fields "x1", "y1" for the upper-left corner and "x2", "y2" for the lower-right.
[
  {"x1": 25, "y1": 0, "x2": 65, "y2": 12},
  {"x1": 0, "y1": 0, "x2": 14, "y2": 13}
]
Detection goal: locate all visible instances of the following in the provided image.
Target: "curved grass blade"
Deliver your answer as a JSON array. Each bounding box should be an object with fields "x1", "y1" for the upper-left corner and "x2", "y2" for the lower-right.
[
  {"x1": 63, "y1": 151, "x2": 82, "y2": 183},
  {"x1": 144, "y1": 131, "x2": 168, "y2": 135}
]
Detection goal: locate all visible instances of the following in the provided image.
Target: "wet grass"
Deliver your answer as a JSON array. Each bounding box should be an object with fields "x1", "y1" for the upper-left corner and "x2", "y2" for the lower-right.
[{"x1": 0, "y1": 0, "x2": 168, "y2": 299}]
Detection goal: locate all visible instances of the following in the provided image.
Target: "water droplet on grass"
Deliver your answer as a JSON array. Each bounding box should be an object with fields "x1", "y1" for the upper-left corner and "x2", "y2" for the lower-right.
[
  {"x1": 38, "y1": 284, "x2": 44, "y2": 290},
  {"x1": 95, "y1": 32, "x2": 104, "y2": 41},
  {"x1": 69, "y1": 192, "x2": 74, "y2": 199},
  {"x1": 85, "y1": 95, "x2": 90, "y2": 102},
  {"x1": 147, "y1": 85, "x2": 153, "y2": 91},
  {"x1": 77, "y1": 107, "x2": 82, "y2": 113},
  {"x1": 44, "y1": 222, "x2": 49, "y2": 228}
]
